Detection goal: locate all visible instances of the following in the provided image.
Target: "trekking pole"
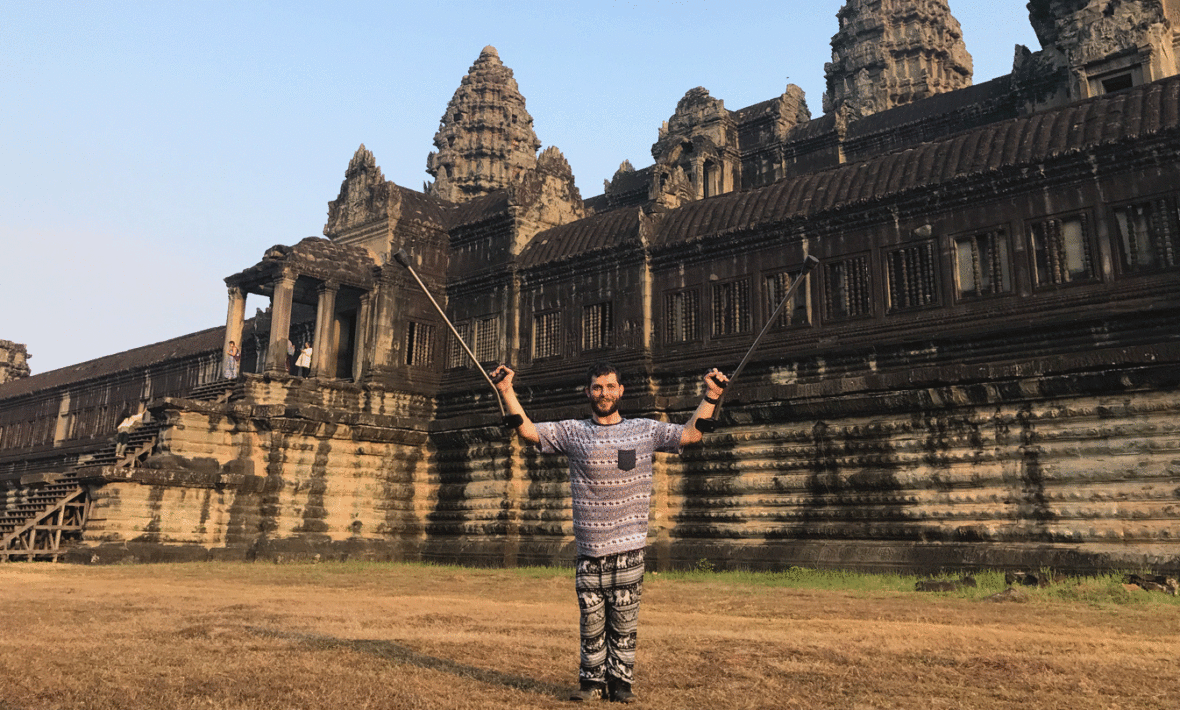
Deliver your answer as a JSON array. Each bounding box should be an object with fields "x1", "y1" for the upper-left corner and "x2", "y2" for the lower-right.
[
  {"x1": 392, "y1": 249, "x2": 524, "y2": 429},
  {"x1": 695, "y1": 255, "x2": 820, "y2": 432}
]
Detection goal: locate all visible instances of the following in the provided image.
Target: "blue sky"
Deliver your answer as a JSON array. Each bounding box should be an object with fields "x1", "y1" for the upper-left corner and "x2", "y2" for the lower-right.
[{"x1": 1, "y1": 1, "x2": 1039, "y2": 374}]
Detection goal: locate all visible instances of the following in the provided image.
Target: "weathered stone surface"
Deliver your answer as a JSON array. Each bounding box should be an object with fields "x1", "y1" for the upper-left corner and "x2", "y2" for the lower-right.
[
  {"x1": 324, "y1": 144, "x2": 389, "y2": 234},
  {"x1": 652, "y1": 87, "x2": 742, "y2": 201},
  {"x1": 0, "y1": 340, "x2": 31, "y2": 384},
  {"x1": 1024, "y1": 0, "x2": 1178, "y2": 106},
  {"x1": 824, "y1": 0, "x2": 974, "y2": 119},
  {"x1": 426, "y1": 46, "x2": 541, "y2": 203}
]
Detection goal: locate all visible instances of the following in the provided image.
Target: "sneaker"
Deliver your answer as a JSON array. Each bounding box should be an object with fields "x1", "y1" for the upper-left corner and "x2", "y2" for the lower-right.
[
  {"x1": 609, "y1": 679, "x2": 638, "y2": 704},
  {"x1": 570, "y1": 680, "x2": 606, "y2": 702}
]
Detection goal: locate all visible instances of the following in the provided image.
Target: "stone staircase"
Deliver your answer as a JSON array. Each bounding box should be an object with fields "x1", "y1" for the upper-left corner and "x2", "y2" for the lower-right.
[
  {"x1": 0, "y1": 421, "x2": 163, "y2": 561},
  {"x1": 185, "y1": 378, "x2": 243, "y2": 404},
  {"x1": 0, "y1": 376, "x2": 242, "y2": 561},
  {"x1": 82, "y1": 419, "x2": 164, "y2": 469}
]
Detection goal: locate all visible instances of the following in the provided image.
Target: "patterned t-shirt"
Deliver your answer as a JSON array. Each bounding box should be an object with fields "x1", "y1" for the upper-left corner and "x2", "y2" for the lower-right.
[{"x1": 535, "y1": 418, "x2": 684, "y2": 558}]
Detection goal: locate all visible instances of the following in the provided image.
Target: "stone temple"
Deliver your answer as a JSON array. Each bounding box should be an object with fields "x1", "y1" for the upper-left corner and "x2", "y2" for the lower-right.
[{"x1": 3, "y1": 1, "x2": 1180, "y2": 573}]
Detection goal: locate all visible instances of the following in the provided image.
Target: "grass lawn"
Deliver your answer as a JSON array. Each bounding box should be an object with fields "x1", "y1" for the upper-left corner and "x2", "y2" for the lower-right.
[{"x1": 1, "y1": 562, "x2": 1177, "y2": 709}]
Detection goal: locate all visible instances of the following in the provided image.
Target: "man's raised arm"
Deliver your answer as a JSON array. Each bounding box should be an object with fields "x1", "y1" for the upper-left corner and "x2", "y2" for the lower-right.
[
  {"x1": 682, "y1": 368, "x2": 728, "y2": 445},
  {"x1": 492, "y1": 365, "x2": 540, "y2": 445}
]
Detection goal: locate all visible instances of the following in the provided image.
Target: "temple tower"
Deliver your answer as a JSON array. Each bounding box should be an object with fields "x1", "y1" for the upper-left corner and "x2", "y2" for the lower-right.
[
  {"x1": 651, "y1": 87, "x2": 743, "y2": 201},
  {"x1": 1026, "y1": 0, "x2": 1179, "y2": 102},
  {"x1": 823, "y1": 0, "x2": 974, "y2": 120},
  {"x1": 426, "y1": 46, "x2": 542, "y2": 203}
]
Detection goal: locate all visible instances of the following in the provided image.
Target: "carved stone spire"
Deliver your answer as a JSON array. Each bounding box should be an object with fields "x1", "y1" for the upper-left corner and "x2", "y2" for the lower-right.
[
  {"x1": 325, "y1": 144, "x2": 390, "y2": 235},
  {"x1": 823, "y1": 0, "x2": 974, "y2": 120},
  {"x1": 426, "y1": 46, "x2": 542, "y2": 203},
  {"x1": 651, "y1": 87, "x2": 742, "y2": 200}
]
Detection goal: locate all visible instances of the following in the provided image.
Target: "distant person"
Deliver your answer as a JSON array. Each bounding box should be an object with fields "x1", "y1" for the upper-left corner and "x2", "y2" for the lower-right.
[
  {"x1": 115, "y1": 409, "x2": 146, "y2": 458},
  {"x1": 493, "y1": 361, "x2": 727, "y2": 703},
  {"x1": 223, "y1": 341, "x2": 240, "y2": 379},
  {"x1": 287, "y1": 339, "x2": 296, "y2": 375},
  {"x1": 295, "y1": 342, "x2": 312, "y2": 377}
]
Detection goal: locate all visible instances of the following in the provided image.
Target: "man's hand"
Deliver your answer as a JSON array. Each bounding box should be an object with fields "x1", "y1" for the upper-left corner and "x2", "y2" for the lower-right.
[
  {"x1": 704, "y1": 368, "x2": 728, "y2": 399},
  {"x1": 491, "y1": 364, "x2": 515, "y2": 393},
  {"x1": 490, "y1": 365, "x2": 539, "y2": 444}
]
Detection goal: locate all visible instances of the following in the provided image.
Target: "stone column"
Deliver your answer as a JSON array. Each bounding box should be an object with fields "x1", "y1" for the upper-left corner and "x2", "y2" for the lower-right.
[
  {"x1": 311, "y1": 281, "x2": 339, "y2": 379},
  {"x1": 223, "y1": 285, "x2": 247, "y2": 364},
  {"x1": 368, "y1": 275, "x2": 399, "y2": 377},
  {"x1": 267, "y1": 273, "x2": 297, "y2": 374},
  {"x1": 352, "y1": 292, "x2": 372, "y2": 382}
]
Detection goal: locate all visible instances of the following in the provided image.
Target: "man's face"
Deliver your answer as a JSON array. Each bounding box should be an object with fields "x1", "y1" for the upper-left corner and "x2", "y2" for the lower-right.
[{"x1": 586, "y1": 373, "x2": 624, "y2": 418}]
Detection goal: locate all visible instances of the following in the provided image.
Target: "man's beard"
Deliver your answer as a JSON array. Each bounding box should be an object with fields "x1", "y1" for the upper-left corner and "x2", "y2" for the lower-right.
[{"x1": 590, "y1": 396, "x2": 619, "y2": 418}]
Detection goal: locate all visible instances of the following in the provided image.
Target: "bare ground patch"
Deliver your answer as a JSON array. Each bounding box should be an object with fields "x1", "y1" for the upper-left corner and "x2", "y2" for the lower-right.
[{"x1": 0, "y1": 563, "x2": 1176, "y2": 709}]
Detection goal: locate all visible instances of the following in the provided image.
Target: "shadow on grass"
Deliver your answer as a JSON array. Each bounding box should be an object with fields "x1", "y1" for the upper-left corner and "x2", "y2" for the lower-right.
[{"x1": 247, "y1": 626, "x2": 568, "y2": 699}]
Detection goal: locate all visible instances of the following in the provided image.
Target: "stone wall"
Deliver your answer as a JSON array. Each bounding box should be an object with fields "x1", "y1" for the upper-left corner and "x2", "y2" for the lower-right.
[
  {"x1": 76, "y1": 375, "x2": 434, "y2": 562},
  {"x1": 426, "y1": 364, "x2": 1180, "y2": 574},
  {"x1": 0, "y1": 328, "x2": 227, "y2": 476}
]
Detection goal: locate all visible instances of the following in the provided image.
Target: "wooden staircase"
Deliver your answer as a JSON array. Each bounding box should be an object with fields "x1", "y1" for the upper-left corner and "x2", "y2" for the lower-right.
[
  {"x1": 0, "y1": 420, "x2": 163, "y2": 561},
  {"x1": 0, "y1": 376, "x2": 241, "y2": 562},
  {"x1": 0, "y1": 478, "x2": 89, "y2": 561}
]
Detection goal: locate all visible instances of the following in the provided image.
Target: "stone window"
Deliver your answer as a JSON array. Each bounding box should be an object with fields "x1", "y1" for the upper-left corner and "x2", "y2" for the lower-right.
[
  {"x1": 1089, "y1": 63, "x2": 1142, "y2": 97},
  {"x1": 582, "y1": 302, "x2": 613, "y2": 351},
  {"x1": 1029, "y1": 214, "x2": 1096, "y2": 286},
  {"x1": 1101, "y1": 73, "x2": 1134, "y2": 94},
  {"x1": 475, "y1": 316, "x2": 499, "y2": 364},
  {"x1": 703, "y1": 160, "x2": 720, "y2": 198},
  {"x1": 665, "y1": 289, "x2": 701, "y2": 344},
  {"x1": 886, "y1": 241, "x2": 939, "y2": 311},
  {"x1": 764, "y1": 269, "x2": 811, "y2": 327},
  {"x1": 954, "y1": 229, "x2": 1012, "y2": 298},
  {"x1": 711, "y1": 279, "x2": 751, "y2": 337},
  {"x1": 1112, "y1": 199, "x2": 1178, "y2": 273},
  {"x1": 824, "y1": 255, "x2": 873, "y2": 319},
  {"x1": 447, "y1": 322, "x2": 472, "y2": 369},
  {"x1": 405, "y1": 322, "x2": 435, "y2": 367},
  {"x1": 533, "y1": 311, "x2": 561, "y2": 359}
]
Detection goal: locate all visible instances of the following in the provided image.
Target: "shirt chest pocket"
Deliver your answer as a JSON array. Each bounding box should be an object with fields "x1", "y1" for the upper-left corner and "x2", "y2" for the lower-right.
[{"x1": 617, "y1": 449, "x2": 636, "y2": 471}]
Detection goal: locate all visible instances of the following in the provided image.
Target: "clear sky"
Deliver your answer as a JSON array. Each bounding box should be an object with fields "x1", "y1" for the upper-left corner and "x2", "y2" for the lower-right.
[{"x1": 1, "y1": 1, "x2": 1040, "y2": 374}]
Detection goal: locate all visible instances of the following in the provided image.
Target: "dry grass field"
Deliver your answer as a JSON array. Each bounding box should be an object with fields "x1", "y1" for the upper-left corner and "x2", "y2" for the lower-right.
[{"x1": 1, "y1": 562, "x2": 1177, "y2": 710}]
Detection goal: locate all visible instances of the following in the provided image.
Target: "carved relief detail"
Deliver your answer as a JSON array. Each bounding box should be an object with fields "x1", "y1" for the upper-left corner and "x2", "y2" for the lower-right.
[
  {"x1": 513, "y1": 146, "x2": 585, "y2": 250},
  {"x1": 0, "y1": 340, "x2": 31, "y2": 384},
  {"x1": 823, "y1": 0, "x2": 974, "y2": 120},
  {"x1": 1025, "y1": 0, "x2": 1177, "y2": 101},
  {"x1": 325, "y1": 144, "x2": 392, "y2": 235},
  {"x1": 426, "y1": 46, "x2": 542, "y2": 203},
  {"x1": 651, "y1": 87, "x2": 742, "y2": 201}
]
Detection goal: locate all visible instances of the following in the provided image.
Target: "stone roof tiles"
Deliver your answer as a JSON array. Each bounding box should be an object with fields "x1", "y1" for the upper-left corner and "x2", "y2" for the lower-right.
[
  {"x1": 392, "y1": 184, "x2": 450, "y2": 230},
  {"x1": 0, "y1": 325, "x2": 228, "y2": 401},
  {"x1": 226, "y1": 237, "x2": 377, "y2": 290},
  {"x1": 520, "y1": 207, "x2": 642, "y2": 267},
  {"x1": 447, "y1": 189, "x2": 511, "y2": 229},
  {"x1": 653, "y1": 75, "x2": 1180, "y2": 249}
]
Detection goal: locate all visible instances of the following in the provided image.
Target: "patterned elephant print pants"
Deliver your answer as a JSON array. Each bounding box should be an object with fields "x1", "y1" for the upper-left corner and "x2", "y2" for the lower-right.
[{"x1": 575, "y1": 548, "x2": 645, "y2": 684}]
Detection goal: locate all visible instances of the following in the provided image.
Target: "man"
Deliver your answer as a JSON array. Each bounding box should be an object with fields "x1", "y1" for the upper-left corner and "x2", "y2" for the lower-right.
[{"x1": 492, "y1": 362, "x2": 727, "y2": 703}]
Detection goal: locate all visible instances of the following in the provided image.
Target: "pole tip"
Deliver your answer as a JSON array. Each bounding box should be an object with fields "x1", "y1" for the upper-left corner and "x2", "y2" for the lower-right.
[{"x1": 393, "y1": 249, "x2": 411, "y2": 267}]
